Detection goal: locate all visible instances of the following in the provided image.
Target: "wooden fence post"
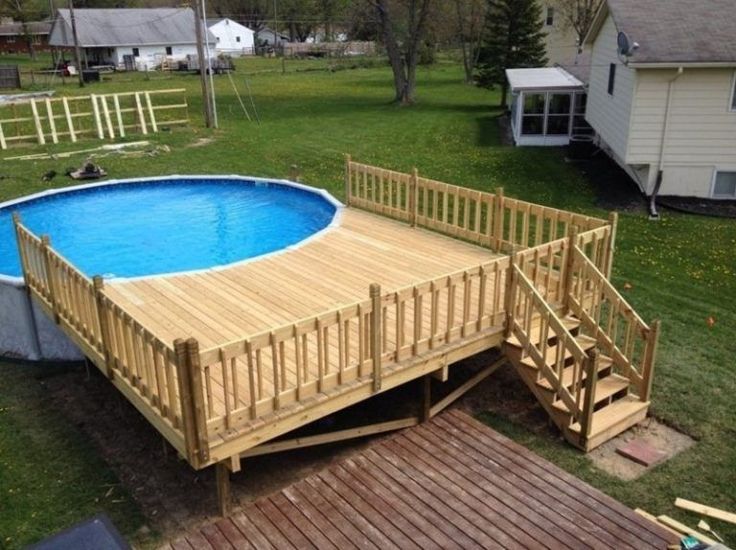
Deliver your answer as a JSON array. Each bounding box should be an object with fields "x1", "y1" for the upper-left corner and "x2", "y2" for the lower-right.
[
  {"x1": 494, "y1": 187, "x2": 505, "y2": 252},
  {"x1": 369, "y1": 283, "x2": 382, "y2": 392},
  {"x1": 186, "y1": 338, "x2": 210, "y2": 465},
  {"x1": 580, "y1": 348, "x2": 600, "y2": 446},
  {"x1": 503, "y1": 251, "x2": 516, "y2": 339},
  {"x1": 642, "y1": 319, "x2": 660, "y2": 402},
  {"x1": 410, "y1": 167, "x2": 418, "y2": 227},
  {"x1": 605, "y1": 212, "x2": 618, "y2": 280},
  {"x1": 174, "y1": 338, "x2": 198, "y2": 465},
  {"x1": 344, "y1": 154, "x2": 352, "y2": 206},
  {"x1": 40, "y1": 235, "x2": 60, "y2": 324},
  {"x1": 93, "y1": 275, "x2": 114, "y2": 379},
  {"x1": 563, "y1": 225, "x2": 579, "y2": 313}
]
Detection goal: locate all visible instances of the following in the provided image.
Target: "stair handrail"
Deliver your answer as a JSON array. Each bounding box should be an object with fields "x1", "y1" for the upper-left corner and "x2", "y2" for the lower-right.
[
  {"x1": 568, "y1": 245, "x2": 659, "y2": 400},
  {"x1": 509, "y1": 264, "x2": 589, "y2": 421}
]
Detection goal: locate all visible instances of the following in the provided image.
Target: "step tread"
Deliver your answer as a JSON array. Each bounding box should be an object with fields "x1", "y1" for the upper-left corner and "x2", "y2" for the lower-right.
[
  {"x1": 506, "y1": 315, "x2": 581, "y2": 348},
  {"x1": 536, "y1": 354, "x2": 613, "y2": 391},
  {"x1": 520, "y1": 334, "x2": 597, "y2": 370},
  {"x1": 568, "y1": 395, "x2": 649, "y2": 436},
  {"x1": 551, "y1": 374, "x2": 630, "y2": 414}
]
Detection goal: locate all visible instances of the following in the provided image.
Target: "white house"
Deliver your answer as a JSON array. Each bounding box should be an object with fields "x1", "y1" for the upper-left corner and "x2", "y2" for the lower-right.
[
  {"x1": 49, "y1": 8, "x2": 214, "y2": 71},
  {"x1": 583, "y1": 0, "x2": 736, "y2": 200},
  {"x1": 540, "y1": 1, "x2": 580, "y2": 66},
  {"x1": 207, "y1": 18, "x2": 254, "y2": 56}
]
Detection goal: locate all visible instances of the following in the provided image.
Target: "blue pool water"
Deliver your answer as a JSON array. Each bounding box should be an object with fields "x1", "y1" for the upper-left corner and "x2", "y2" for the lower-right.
[{"x1": 0, "y1": 178, "x2": 337, "y2": 278}]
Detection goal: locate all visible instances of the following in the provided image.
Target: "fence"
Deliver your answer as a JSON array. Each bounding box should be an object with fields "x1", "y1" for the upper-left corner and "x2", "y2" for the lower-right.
[
  {"x1": 12, "y1": 160, "x2": 658, "y2": 468},
  {"x1": 0, "y1": 88, "x2": 188, "y2": 149}
]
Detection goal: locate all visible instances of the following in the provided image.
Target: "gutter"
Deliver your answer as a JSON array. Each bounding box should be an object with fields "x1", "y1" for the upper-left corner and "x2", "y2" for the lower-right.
[
  {"x1": 630, "y1": 61, "x2": 736, "y2": 69},
  {"x1": 649, "y1": 66, "x2": 684, "y2": 219}
]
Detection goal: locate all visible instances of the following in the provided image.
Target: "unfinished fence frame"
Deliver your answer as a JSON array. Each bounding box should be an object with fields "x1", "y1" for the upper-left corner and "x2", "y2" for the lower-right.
[
  {"x1": 0, "y1": 88, "x2": 188, "y2": 150},
  {"x1": 13, "y1": 158, "x2": 660, "y2": 514}
]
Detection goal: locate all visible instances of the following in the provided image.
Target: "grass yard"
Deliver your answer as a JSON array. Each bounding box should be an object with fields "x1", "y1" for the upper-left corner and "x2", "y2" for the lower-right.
[{"x1": 1, "y1": 56, "x2": 734, "y2": 546}]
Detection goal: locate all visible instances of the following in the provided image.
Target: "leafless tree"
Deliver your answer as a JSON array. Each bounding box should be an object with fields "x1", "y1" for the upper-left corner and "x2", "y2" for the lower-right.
[
  {"x1": 372, "y1": 0, "x2": 433, "y2": 105},
  {"x1": 453, "y1": 0, "x2": 485, "y2": 84},
  {"x1": 555, "y1": 0, "x2": 602, "y2": 49}
]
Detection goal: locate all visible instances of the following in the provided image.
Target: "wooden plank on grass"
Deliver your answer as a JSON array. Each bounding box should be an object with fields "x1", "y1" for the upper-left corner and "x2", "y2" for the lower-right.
[
  {"x1": 675, "y1": 498, "x2": 736, "y2": 526},
  {"x1": 656, "y1": 515, "x2": 717, "y2": 546}
]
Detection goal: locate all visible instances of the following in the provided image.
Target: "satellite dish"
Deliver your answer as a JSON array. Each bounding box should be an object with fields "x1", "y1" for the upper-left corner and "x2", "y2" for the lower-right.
[{"x1": 617, "y1": 31, "x2": 639, "y2": 57}]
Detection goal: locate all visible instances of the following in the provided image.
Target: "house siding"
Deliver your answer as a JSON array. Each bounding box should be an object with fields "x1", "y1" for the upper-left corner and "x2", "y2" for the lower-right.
[
  {"x1": 541, "y1": 1, "x2": 578, "y2": 65},
  {"x1": 210, "y1": 19, "x2": 254, "y2": 55},
  {"x1": 585, "y1": 15, "x2": 636, "y2": 163}
]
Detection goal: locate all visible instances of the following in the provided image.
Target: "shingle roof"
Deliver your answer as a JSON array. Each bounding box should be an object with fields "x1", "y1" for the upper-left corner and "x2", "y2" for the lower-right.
[
  {"x1": 589, "y1": 0, "x2": 736, "y2": 64},
  {"x1": 50, "y1": 8, "x2": 214, "y2": 47}
]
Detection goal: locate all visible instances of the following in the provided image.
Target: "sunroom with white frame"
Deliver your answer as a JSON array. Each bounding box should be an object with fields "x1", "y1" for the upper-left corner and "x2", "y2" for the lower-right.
[{"x1": 506, "y1": 67, "x2": 589, "y2": 146}]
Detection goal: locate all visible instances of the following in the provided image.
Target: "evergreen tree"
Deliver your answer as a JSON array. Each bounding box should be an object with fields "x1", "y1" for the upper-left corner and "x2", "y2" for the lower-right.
[{"x1": 475, "y1": 0, "x2": 547, "y2": 107}]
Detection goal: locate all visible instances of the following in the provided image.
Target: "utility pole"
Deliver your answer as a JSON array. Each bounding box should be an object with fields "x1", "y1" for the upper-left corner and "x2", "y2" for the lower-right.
[
  {"x1": 48, "y1": 0, "x2": 57, "y2": 66},
  {"x1": 201, "y1": 0, "x2": 218, "y2": 128},
  {"x1": 68, "y1": 0, "x2": 84, "y2": 87},
  {"x1": 193, "y1": 0, "x2": 213, "y2": 127}
]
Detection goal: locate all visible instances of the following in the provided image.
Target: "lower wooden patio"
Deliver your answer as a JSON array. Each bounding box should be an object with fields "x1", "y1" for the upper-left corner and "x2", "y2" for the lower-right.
[{"x1": 167, "y1": 410, "x2": 678, "y2": 550}]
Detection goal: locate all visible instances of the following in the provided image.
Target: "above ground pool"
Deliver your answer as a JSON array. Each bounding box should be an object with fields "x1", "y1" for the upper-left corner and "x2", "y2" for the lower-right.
[{"x1": 0, "y1": 177, "x2": 339, "y2": 279}]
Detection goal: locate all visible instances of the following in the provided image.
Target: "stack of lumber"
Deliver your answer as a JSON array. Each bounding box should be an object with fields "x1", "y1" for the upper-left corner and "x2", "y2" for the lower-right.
[{"x1": 636, "y1": 498, "x2": 735, "y2": 548}]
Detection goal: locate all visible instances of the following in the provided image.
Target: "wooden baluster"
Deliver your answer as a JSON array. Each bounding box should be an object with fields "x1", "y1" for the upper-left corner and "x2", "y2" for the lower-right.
[
  {"x1": 369, "y1": 283, "x2": 382, "y2": 392},
  {"x1": 430, "y1": 281, "x2": 439, "y2": 348},
  {"x1": 413, "y1": 287, "x2": 422, "y2": 355},
  {"x1": 503, "y1": 252, "x2": 516, "y2": 339},
  {"x1": 246, "y1": 342, "x2": 257, "y2": 419},
  {"x1": 494, "y1": 187, "x2": 504, "y2": 251},
  {"x1": 344, "y1": 154, "x2": 352, "y2": 206},
  {"x1": 562, "y1": 226, "x2": 579, "y2": 313},
  {"x1": 446, "y1": 277, "x2": 456, "y2": 342},
  {"x1": 220, "y1": 349, "x2": 232, "y2": 429},
  {"x1": 270, "y1": 332, "x2": 281, "y2": 408},
  {"x1": 40, "y1": 235, "x2": 60, "y2": 323},
  {"x1": 336, "y1": 314, "x2": 345, "y2": 383},
  {"x1": 410, "y1": 167, "x2": 418, "y2": 227},
  {"x1": 605, "y1": 212, "x2": 618, "y2": 279},
  {"x1": 477, "y1": 265, "x2": 487, "y2": 331},
  {"x1": 93, "y1": 276, "x2": 114, "y2": 379}
]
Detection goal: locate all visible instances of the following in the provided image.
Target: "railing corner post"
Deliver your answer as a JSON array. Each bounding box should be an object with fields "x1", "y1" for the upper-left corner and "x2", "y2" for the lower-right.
[
  {"x1": 344, "y1": 153, "x2": 352, "y2": 207},
  {"x1": 186, "y1": 337, "x2": 210, "y2": 466},
  {"x1": 563, "y1": 225, "x2": 580, "y2": 313},
  {"x1": 605, "y1": 211, "x2": 618, "y2": 280},
  {"x1": 93, "y1": 275, "x2": 114, "y2": 379},
  {"x1": 410, "y1": 167, "x2": 418, "y2": 227},
  {"x1": 369, "y1": 283, "x2": 382, "y2": 392},
  {"x1": 40, "y1": 234, "x2": 60, "y2": 324},
  {"x1": 580, "y1": 348, "x2": 600, "y2": 446},
  {"x1": 503, "y1": 251, "x2": 516, "y2": 339},
  {"x1": 642, "y1": 319, "x2": 660, "y2": 402},
  {"x1": 174, "y1": 338, "x2": 197, "y2": 465}
]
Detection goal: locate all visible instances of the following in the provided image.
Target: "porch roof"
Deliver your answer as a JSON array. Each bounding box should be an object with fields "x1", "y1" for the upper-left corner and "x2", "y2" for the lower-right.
[{"x1": 506, "y1": 68, "x2": 585, "y2": 92}]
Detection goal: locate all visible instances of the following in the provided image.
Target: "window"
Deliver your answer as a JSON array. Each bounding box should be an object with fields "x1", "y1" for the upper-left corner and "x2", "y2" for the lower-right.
[
  {"x1": 521, "y1": 93, "x2": 545, "y2": 135},
  {"x1": 236, "y1": 36, "x2": 241, "y2": 43},
  {"x1": 165, "y1": 46, "x2": 172, "y2": 55},
  {"x1": 730, "y1": 72, "x2": 736, "y2": 111},
  {"x1": 713, "y1": 171, "x2": 736, "y2": 198},
  {"x1": 132, "y1": 47, "x2": 140, "y2": 57},
  {"x1": 545, "y1": 6, "x2": 555, "y2": 26},
  {"x1": 607, "y1": 64, "x2": 616, "y2": 95}
]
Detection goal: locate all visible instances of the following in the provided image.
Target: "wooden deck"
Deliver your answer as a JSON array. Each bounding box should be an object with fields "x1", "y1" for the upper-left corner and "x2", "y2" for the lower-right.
[
  {"x1": 105, "y1": 208, "x2": 499, "y2": 348},
  {"x1": 167, "y1": 410, "x2": 678, "y2": 550}
]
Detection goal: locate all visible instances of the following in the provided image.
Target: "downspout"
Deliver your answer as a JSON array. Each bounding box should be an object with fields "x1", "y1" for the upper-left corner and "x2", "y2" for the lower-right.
[{"x1": 650, "y1": 67, "x2": 683, "y2": 218}]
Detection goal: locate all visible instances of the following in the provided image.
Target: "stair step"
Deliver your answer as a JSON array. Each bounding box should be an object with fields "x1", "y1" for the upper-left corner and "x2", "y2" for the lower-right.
[
  {"x1": 536, "y1": 354, "x2": 613, "y2": 391},
  {"x1": 520, "y1": 334, "x2": 597, "y2": 370},
  {"x1": 506, "y1": 315, "x2": 581, "y2": 348},
  {"x1": 568, "y1": 395, "x2": 649, "y2": 438},
  {"x1": 551, "y1": 374, "x2": 630, "y2": 414}
]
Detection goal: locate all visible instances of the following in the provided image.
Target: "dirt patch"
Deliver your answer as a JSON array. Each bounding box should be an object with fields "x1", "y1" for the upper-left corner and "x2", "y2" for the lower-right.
[
  {"x1": 658, "y1": 196, "x2": 736, "y2": 218},
  {"x1": 186, "y1": 137, "x2": 216, "y2": 148},
  {"x1": 587, "y1": 417, "x2": 695, "y2": 480},
  {"x1": 571, "y1": 152, "x2": 649, "y2": 213}
]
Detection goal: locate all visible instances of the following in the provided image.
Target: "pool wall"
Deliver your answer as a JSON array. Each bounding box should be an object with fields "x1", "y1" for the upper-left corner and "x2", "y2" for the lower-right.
[{"x1": 0, "y1": 175, "x2": 342, "y2": 362}]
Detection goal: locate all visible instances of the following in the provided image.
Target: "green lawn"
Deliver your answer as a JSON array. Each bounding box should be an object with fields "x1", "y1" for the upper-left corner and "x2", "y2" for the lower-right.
[{"x1": 1, "y1": 57, "x2": 734, "y2": 545}]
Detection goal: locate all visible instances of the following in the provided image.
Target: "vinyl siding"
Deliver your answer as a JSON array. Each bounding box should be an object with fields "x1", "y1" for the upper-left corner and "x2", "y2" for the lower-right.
[
  {"x1": 541, "y1": 1, "x2": 578, "y2": 65},
  {"x1": 585, "y1": 15, "x2": 636, "y2": 161}
]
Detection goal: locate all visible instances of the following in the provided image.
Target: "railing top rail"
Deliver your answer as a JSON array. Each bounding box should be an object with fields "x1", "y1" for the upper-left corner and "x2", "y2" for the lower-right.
[
  {"x1": 512, "y1": 264, "x2": 588, "y2": 362},
  {"x1": 571, "y1": 245, "x2": 649, "y2": 331}
]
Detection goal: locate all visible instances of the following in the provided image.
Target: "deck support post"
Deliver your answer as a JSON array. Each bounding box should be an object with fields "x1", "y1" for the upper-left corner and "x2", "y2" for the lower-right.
[
  {"x1": 580, "y1": 349, "x2": 600, "y2": 446},
  {"x1": 563, "y1": 225, "x2": 579, "y2": 314},
  {"x1": 605, "y1": 212, "x2": 618, "y2": 280},
  {"x1": 419, "y1": 374, "x2": 432, "y2": 422},
  {"x1": 409, "y1": 167, "x2": 418, "y2": 227},
  {"x1": 494, "y1": 187, "x2": 504, "y2": 252},
  {"x1": 344, "y1": 154, "x2": 352, "y2": 206},
  {"x1": 369, "y1": 283, "x2": 382, "y2": 392},
  {"x1": 503, "y1": 251, "x2": 516, "y2": 339},
  {"x1": 642, "y1": 319, "x2": 660, "y2": 402},
  {"x1": 40, "y1": 235, "x2": 61, "y2": 324},
  {"x1": 93, "y1": 275, "x2": 114, "y2": 379},
  {"x1": 215, "y1": 461, "x2": 232, "y2": 517}
]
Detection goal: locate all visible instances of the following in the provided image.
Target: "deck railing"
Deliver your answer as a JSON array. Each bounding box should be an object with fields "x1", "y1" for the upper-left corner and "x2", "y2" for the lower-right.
[{"x1": 12, "y1": 159, "x2": 658, "y2": 468}]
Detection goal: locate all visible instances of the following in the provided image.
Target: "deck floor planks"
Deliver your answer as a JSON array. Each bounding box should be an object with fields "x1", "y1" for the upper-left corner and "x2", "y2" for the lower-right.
[{"x1": 171, "y1": 411, "x2": 677, "y2": 550}]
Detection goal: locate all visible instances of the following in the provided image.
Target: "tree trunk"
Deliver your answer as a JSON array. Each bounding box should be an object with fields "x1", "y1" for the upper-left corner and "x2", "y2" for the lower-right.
[{"x1": 500, "y1": 82, "x2": 508, "y2": 109}]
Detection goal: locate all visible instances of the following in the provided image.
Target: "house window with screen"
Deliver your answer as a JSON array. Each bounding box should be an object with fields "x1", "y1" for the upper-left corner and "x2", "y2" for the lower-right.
[
  {"x1": 132, "y1": 47, "x2": 140, "y2": 57},
  {"x1": 713, "y1": 171, "x2": 736, "y2": 198},
  {"x1": 545, "y1": 7, "x2": 555, "y2": 26},
  {"x1": 608, "y1": 64, "x2": 616, "y2": 95},
  {"x1": 165, "y1": 46, "x2": 172, "y2": 55}
]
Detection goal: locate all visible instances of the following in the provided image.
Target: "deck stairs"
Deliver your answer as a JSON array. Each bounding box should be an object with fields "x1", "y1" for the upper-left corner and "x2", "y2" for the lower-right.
[{"x1": 502, "y1": 260, "x2": 653, "y2": 451}]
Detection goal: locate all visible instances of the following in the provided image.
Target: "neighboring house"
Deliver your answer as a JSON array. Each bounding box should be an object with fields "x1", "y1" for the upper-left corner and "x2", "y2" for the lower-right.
[
  {"x1": 256, "y1": 27, "x2": 289, "y2": 48},
  {"x1": 0, "y1": 19, "x2": 52, "y2": 54},
  {"x1": 49, "y1": 8, "x2": 215, "y2": 71},
  {"x1": 207, "y1": 18, "x2": 254, "y2": 56},
  {"x1": 583, "y1": 0, "x2": 736, "y2": 200},
  {"x1": 540, "y1": 2, "x2": 580, "y2": 66}
]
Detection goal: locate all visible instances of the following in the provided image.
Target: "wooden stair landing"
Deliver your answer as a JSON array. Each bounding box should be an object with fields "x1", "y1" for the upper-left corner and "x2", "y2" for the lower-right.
[
  {"x1": 504, "y1": 315, "x2": 650, "y2": 451},
  {"x1": 167, "y1": 410, "x2": 678, "y2": 550}
]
